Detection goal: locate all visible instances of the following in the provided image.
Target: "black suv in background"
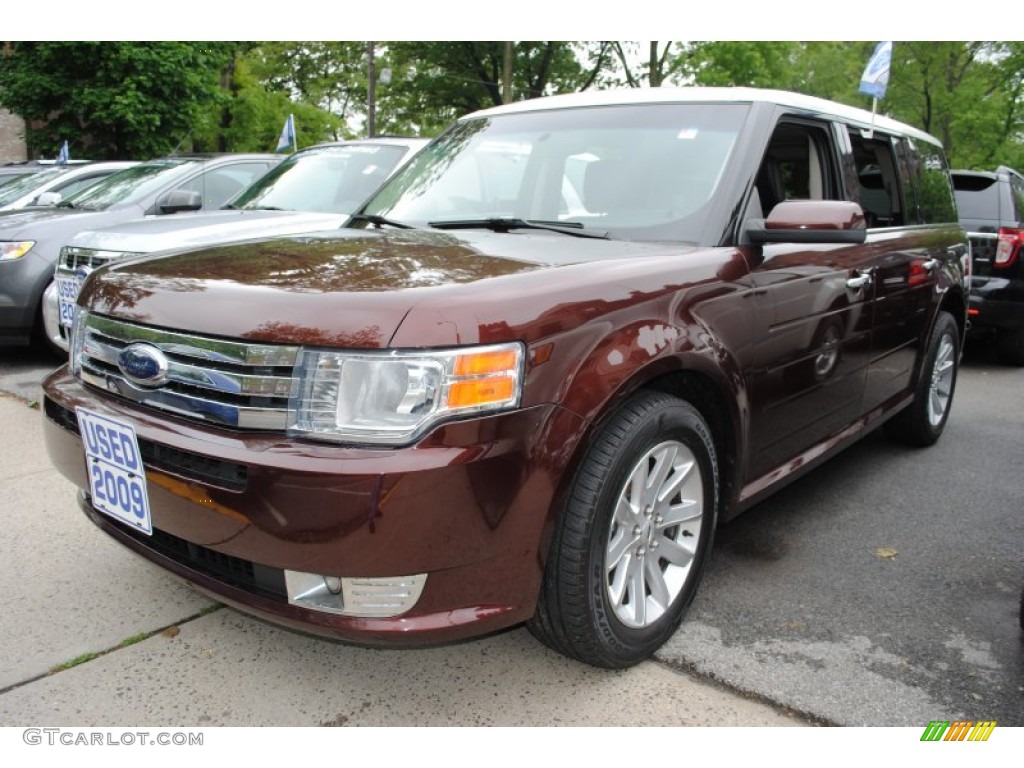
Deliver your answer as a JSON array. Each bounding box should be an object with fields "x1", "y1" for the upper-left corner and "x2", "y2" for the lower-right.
[{"x1": 952, "y1": 166, "x2": 1024, "y2": 364}]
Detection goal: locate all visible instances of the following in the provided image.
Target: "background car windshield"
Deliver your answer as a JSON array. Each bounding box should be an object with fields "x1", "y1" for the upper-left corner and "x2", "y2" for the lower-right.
[
  {"x1": 364, "y1": 104, "x2": 747, "y2": 242},
  {"x1": 230, "y1": 144, "x2": 409, "y2": 214},
  {"x1": 0, "y1": 167, "x2": 65, "y2": 206},
  {"x1": 62, "y1": 159, "x2": 195, "y2": 211}
]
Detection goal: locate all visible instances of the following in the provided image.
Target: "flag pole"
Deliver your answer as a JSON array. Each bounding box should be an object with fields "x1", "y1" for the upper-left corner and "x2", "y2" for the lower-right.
[{"x1": 869, "y1": 97, "x2": 877, "y2": 140}]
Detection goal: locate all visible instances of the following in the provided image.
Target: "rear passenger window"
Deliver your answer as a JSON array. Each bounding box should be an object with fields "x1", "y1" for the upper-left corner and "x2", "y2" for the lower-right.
[
  {"x1": 752, "y1": 121, "x2": 838, "y2": 219},
  {"x1": 849, "y1": 131, "x2": 903, "y2": 227},
  {"x1": 902, "y1": 139, "x2": 957, "y2": 224}
]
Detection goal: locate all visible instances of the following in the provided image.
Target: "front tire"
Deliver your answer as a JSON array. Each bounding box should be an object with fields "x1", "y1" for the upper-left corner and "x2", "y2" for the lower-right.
[
  {"x1": 528, "y1": 391, "x2": 719, "y2": 668},
  {"x1": 885, "y1": 310, "x2": 960, "y2": 446}
]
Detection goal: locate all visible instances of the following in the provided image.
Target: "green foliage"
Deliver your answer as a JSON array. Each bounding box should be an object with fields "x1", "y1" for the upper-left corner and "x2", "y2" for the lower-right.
[
  {"x1": 688, "y1": 41, "x2": 801, "y2": 88},
  {"x1": 379, "y1": 42, "x2": 593, "y2": 135},
  {"x1": 4, "y1": 41, "x2": 1024, "y2": 172},
  {"x1": 191, "y1": 53, "x2": 340, "y2": 153},
  {"x1": 0, "y1": 42, "x2": 233, "y2": 159}
]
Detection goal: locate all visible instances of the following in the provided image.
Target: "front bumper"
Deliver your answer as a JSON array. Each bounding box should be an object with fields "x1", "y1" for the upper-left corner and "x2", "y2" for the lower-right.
[
  {"x1": 41, "y1": 280, "x2": 68, "y2": 351},
  {"x1": 43, "y1": 368, "x2": 586, "y2": 646}
]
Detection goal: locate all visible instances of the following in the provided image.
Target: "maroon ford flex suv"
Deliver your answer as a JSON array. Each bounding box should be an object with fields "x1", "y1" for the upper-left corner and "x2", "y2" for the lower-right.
[{"x1": 43, "y1": 88, "x2": 968, "y2": 668}]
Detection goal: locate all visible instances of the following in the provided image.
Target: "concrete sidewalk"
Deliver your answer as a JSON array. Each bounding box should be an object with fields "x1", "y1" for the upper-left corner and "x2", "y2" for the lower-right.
[{"x1": 0, "y1": 392, "x2": 806, "y2": 726}]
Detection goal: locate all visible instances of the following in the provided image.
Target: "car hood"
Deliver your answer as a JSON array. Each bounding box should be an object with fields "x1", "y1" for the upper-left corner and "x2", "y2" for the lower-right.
[
  {"x1": 82, "y1": 228, "x2": 715, "y2": 349},
  {"x1": 69, "y1": 210, "x2": 350, "y2": 255},
  {"x1": 0, "y1": 206, "x2": 88, "y2": 234},
  {"x1": 0, "y1": 206, "x2": 145, "y2": 247}
]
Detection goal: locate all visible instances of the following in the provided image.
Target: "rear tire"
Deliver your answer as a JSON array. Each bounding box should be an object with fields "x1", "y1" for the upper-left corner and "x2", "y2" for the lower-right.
[
  {"x1": 885, "y1": 311, "x2": 959, "y2": 446},
  {"x1": 528, "y1": 391, "x2": 718, "y2": 668}
]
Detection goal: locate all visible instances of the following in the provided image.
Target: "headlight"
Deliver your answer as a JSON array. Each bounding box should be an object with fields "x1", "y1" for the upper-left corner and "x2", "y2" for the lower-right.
[
  {"x1": 0, "y1": 241, "x2": 35, "y2": 261},
  {"x1": 288, "y1": 342, "x2": 524, "y2": 445}
]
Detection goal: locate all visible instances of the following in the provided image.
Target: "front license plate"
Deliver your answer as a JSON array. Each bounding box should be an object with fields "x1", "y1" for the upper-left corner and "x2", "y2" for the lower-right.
[
  {"x1": 76, "y1": 408, "x2": 152, "y2": 536},
  {"x1": 57, "y1": 276, "x2": 81, "y2": 328}
]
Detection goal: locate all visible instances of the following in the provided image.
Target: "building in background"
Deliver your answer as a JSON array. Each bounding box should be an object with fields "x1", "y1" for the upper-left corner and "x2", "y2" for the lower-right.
[{"x1": 0, "y1": 109, "x2": 28, "y2": 164}]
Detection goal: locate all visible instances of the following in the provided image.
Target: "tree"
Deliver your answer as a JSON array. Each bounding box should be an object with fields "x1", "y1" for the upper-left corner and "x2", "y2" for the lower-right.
[
  {"x1": 0, "y1": 42, "x2": 233, "y2": 159},
  {"x1": 610, "y1": 42, "x2": 687, "y2": 87},
  {"x1": 248, "y1": 42, "x2": 367, "y2": 139},
  {"x1": 378, "y1": 42, "x2": 601, "y2": 136},
  {"x1": 190, "y1": 53, "x2": 339, "y2": 154},
  {"x1": 687, "y1": 41, "x2": 801, "y2": 89}
]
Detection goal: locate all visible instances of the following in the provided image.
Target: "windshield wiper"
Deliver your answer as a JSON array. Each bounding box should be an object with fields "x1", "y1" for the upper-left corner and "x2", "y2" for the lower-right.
[
  {"x1": 428, "y1": 217, "x2": 608, "y2": 239},
  {"x1": 349, "y1": 213, "x2": 414, "y2": 230},
  {"x1": 243, "y1": 205, "x2": 289, "y2": 211}
]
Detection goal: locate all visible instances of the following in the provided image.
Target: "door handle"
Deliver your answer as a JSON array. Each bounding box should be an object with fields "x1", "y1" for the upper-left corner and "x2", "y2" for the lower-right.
[{"x1": 846, "y1": 271, "x2": 873, "y2": 290}]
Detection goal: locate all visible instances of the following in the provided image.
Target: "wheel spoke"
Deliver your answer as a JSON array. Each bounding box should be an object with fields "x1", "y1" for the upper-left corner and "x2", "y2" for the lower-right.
[
  {"x1": 629, "y1": 461, "x2": 648, "y2": 512},
  {"x1": 614, "y1": 495, "x2": 637, "y2": 526},
  {"x1": 657, "y1": 499, "x2": 701, "y2": 528},
  {"x1": 655, "y1": 458, "x2": 694, "y2": 506},
  {"x1": 628, "y1": 556, "x2": 646, "y2": 626},
  {"x1": 606, "y1": 527, "x2": 634, "y2": 571},
  {"x1": 644, "y1": 557, "x2": 671, "y2": 610},
  {"x1": 607, "y1": 552, "x2": 633, "y2": 606},
  {"x1": 644, "y1": 445, "x2": 677, "y2": 508},
  {"x1": 658, "y1": 536, "x2": 696, "y2": 567}
]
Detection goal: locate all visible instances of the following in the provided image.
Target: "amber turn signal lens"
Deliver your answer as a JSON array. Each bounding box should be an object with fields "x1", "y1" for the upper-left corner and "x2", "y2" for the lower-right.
[
  {"x1": 453, "y1": 349, "x2": 519, "y2": 376},
  {"x1": 447, "y1": 376, "x2": 516, "y2": 408}
]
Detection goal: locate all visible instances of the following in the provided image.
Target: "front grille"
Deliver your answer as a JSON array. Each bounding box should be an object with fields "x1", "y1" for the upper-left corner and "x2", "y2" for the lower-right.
[
  {"x1": 105, "y1": 514, "x2": 287, "y2": 601},
  {"x1": 45, "y1": 397, "x2": 249, "y2": 491},
  {"x1": 78, "y1": 313, "x2": 301, "y2": 430},
  {"x1": 58, "y1": 246, "x2": 126, "y2": 275}
]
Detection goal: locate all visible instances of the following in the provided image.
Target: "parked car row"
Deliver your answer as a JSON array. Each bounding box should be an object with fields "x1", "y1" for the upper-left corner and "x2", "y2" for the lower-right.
[
  {"x1": 40, "y1": 87, "x2": 970, "y2": 668},
  {"x1": 0, "y1": 139, "x2": 426, "y2": 350}
]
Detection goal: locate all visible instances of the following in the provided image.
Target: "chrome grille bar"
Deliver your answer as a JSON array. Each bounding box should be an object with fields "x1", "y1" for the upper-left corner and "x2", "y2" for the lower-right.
[
  {"x1": 78, "y1": 314, "x2": 301, "y2": 430},
  {"x1": 58, "y1": 246, "x2": 125, "y2": 274}
]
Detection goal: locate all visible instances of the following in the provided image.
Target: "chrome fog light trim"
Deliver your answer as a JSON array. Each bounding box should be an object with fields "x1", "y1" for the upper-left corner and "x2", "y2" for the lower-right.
[{"x1": 284, "y1": 571, "x2": 427, "y2": 617}]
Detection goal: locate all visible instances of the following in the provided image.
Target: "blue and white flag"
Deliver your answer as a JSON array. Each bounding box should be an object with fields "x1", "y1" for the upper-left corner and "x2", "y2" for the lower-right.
[
  {"x1": 859, "y1": 41, "x2": 892, "y2": 100},
  {"x1": 275, "y1": 114, "x2": 296, "y2": 154},
  {"x1": 56, "y1": 140, "x2": 69, "y2": 165}
]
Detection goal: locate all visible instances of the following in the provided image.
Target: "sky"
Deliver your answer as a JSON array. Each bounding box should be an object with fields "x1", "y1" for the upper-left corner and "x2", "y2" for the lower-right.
[{"x1": 6, "y1": 1, "x2": 1006, "y2": 42}]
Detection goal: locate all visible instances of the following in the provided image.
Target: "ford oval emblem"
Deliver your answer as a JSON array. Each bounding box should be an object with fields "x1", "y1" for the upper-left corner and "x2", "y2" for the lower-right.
[
  {"x1": 117, "y1": 343, "x2": 170, "y2": 388},
  {"x1": 75, "y1": 266, "x2": 93, "y2": 282}
]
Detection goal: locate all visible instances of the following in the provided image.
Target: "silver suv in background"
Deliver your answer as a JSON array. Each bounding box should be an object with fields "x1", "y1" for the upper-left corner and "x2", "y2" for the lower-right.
[{"x1": 44, "y1": 138, "x2": 428, "y2": 351}]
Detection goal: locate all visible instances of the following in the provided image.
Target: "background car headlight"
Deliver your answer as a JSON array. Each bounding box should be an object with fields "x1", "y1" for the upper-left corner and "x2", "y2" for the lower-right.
[
  {"x1": 288, "y1": 342, "x2": 524, "y2": 445},
  {"x1": 0, "y1": 241, "x2": 35, "y2": 261}
]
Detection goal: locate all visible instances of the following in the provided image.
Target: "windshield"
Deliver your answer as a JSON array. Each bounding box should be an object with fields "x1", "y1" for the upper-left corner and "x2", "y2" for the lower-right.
[
  {"x1": 0, "y1": 167, "x2": 65, "y2": 206},
  {"x1": 230, "y1": 144, "x2": 409, "y2": 214},
  {"x1": 61, "y1": 158, "x2": 196, "y2": 211},
  {"x1": 363, "y1": 104, "x2": 747, "y2": 242}
]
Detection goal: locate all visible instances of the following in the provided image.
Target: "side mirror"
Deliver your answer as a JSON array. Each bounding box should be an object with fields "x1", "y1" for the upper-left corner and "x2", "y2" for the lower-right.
[
  {"x1": 32, "y1": 191, "x2": 63, "y2": 207},
  {"x1": 158, "y1": 189, "x2": 203, "y2": 214},
  {"x1": 746, "y1": 200, "x2": 867, "y2": 245}
]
